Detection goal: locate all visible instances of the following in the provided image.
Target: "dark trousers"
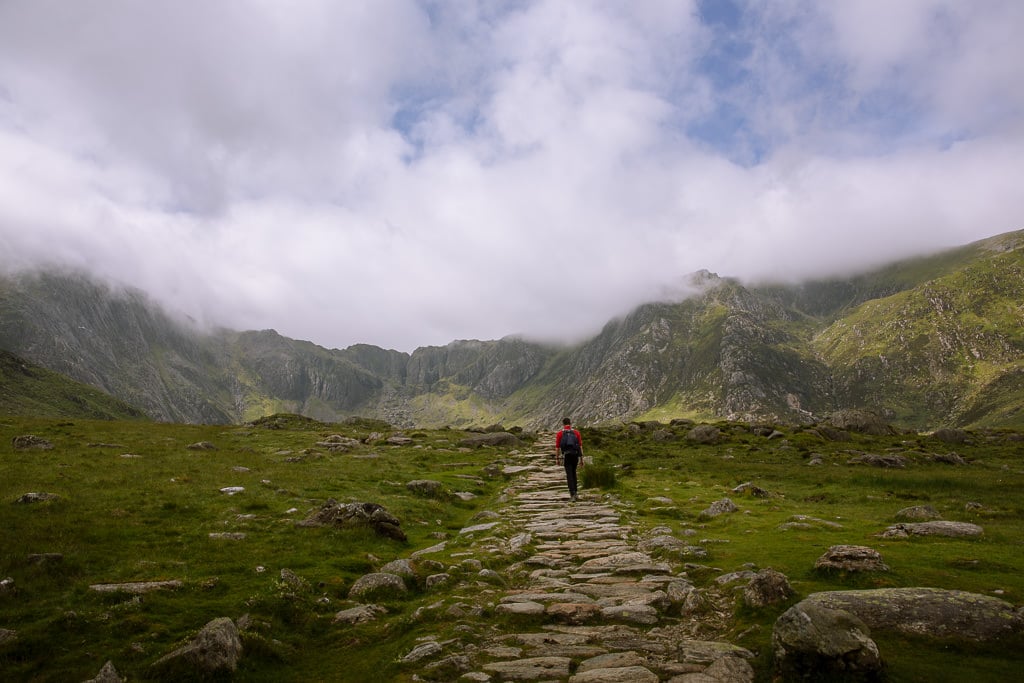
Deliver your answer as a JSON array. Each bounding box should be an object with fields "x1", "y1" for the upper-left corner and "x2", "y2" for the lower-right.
[{"x1": 562, "y1": 452, "x2": 580, "y2": 496}]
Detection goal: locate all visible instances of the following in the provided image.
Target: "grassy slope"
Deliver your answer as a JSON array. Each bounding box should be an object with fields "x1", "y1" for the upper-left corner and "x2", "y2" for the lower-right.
[
  {"x1": 812, "y1": 246, "x2": 1024, "y2": 428},
  {"x1": 0, "y1": 350, "x2": 148, "y2": 421},
  {"x1": 2, "y1": 415, "x2": 1023, "y2": 681}
]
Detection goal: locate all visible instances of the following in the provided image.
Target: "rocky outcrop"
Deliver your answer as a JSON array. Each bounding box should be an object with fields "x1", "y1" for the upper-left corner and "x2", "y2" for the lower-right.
[
  {"x1": 11, "y1": 435, "x2": 53, "y2": 451},
  {"x1": 151, "y1": 617, "x2": 242, "y2": 677},
  {"x1": 297, "y1": 499, "x2": 406, "y2": 541},
  {"x1": 879, "y1": 521, "x2": 983, "y2": 539},
  {"x1": 814, "y1": 545, "x2": 890, "y2": 573}
]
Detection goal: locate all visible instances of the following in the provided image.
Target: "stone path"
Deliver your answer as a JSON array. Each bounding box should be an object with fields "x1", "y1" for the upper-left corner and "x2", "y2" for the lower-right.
[{"x1": 401, "y1": 442, "x2": 755, "y2": 682}]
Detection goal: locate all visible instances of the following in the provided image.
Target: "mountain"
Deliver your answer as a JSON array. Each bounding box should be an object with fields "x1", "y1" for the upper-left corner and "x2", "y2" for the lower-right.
[
  {"x1": 1, "y1": 230, "x2": 1021, "y2": 429},
  {"x1": 0, "y1": 348, "x2": 148, "y2": 420}
]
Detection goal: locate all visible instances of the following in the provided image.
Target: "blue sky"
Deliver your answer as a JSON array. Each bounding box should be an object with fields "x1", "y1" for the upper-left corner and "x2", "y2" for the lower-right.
[{"x1": 1, "y1": 1, "x2": 1022, "y2": 351}]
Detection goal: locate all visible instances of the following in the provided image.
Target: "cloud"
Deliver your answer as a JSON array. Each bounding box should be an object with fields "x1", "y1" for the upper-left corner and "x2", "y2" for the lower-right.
[{"x1": 1, "y1": 0, "x2": 1021, "y2": 351}]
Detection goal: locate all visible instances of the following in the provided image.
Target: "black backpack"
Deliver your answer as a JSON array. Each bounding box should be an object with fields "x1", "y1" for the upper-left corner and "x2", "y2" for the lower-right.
[{"x1": 560, "y1": 429, "x2": 580, "y2": 455}]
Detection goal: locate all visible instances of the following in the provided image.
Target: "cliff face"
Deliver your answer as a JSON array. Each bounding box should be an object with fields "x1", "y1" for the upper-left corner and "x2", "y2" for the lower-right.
[{"x1": 2, "y1": 229, "x2": 1022, "y2": 429}]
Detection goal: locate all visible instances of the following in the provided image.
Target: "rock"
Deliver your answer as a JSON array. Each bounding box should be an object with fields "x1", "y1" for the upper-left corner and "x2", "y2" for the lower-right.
[
  {"x1": 600, "y1": 604, "x2": 660, "y2": 625},
  {"x1": 279, "y1": 568, "x2": 309, "y2": 591},
  {"x1": 379, "y1": 559, "x2": 416, "y2": 579},
  {"x1": 483, "y1": 656, "x2": 572, "y2": 679},
  {"x1": 777, "y1": 515, "x2": 843, "y2": 531},
  {"x1": 802, "y1": 587, "x2": 1024, "y2": 641},
  {"x1": 931, "y1": 452, "x2": 967, "y2": 465},
  {"x1": 348, "y1": 572, "x2": 408, "y2": 600},
  {"x1": 700, "y1": 498, "x2": 738, "y2": 518},
  {"x1": 386, "y1": 435, "x2": 414, "y2": 445},
  {"x1": 578, "y1": 551, "x2": 670, "y2": 574},
  {"x1": 186, "y1": 441, "x2": 217, "y2": 450},
  {"x1": 546, "y1": 602, "x2": 602, "y2": 625},
  {"x1": 686, "y1": 425, "x2": 721, "y2": 444},
  {"x1": 298, "y1": 499, "x2": 406, "y2": 541},
  {"x1": 425, "y1": 573, "x2": 451, "y2": 589},
  {"x1": 879, "y1": 520, "x2": 983, "y2": 539},
  {"x1": 577, "y1": 652, "x2": 649, "y2": 673},
  {"x1": 652, "y1": 429, "x2": 676, "y2": 442},
  {"x1": 406, "y1": 479, "x2": 446, "y2": 497},
  {"x1": 827, "y1": 409, "x2": 895, "y2": 436},
  {"x1": 894, "y1": 504, "x2": 941, "y2": 521},
  {"x1": 14, "y1": 492, "x2": 59, "y2": 504},
  {"x1": 89, "y1": 580, "x2": 183, "y2": 594},
  {"x1": 11, "y1": 435, "x2": 53, "y2": 451},
  {"x1": 316, "y1": 435, "x2": 361, "y2": 451},
  {"x1": 570, "y1": 665, "x2": 659, "y2": 682},
  {"x1": 701, "y1": 654, "x2": 756, "y2": 682},
  {"x1": 813, "y1": 426, "x2": 851, "y2": 442},
  {"x1": 399, "y1": 640, "x2": 442, "y2": 663},
  {"x1": 814, "y1": 545, "x2": 889, "y2": 573},
  {"x1": 495, "y1": 600, "x2": 545, "y2": 616},
  {"x1": 27, "y1": 553, "x2": 64, "y2": 565},
  {"x1": 83, "y1": 660, "x2": 123, "y2": 683},
  {"x1": 218, "y1": 486, "x2": 245, "y2": 495},
  {"x1": 333, "y1": 604, "x2": 387, "y2": 625},
  {"x1": 459, "y1": 432, "x2": 521, "y2": 448},
  {"x1": 151, "y1": 617, "x2": 242, "y2": 677},
  {"x1": 731, "y1": 482, "x2": 770, "y2": 497},
  {"x1": 932, "y1": 428, "x2": 968, "y2": 444},
  {"x1": 743, "y1": 568, "x2": 795, "y2": 607},
  {"x1": 773, "y1": 601, "x2": 882, "y2": 680},
  {"x1": 638, "y1": 534, "x2": 687, "y2": 554},
  {"x1": 0, "y1": 628, "x2": 17, "y2": 645},
  {"x1": 847, "y1": 453, "x2": 906, "y2": 468}
]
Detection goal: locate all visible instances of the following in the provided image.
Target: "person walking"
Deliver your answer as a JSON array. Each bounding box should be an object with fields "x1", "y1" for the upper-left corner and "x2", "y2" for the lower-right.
[{"x1": 554, "y1": 417, "x2": 584, "y2": 501}]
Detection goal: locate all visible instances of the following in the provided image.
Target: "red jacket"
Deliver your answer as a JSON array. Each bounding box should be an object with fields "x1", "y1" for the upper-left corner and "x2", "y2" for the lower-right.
[{"x1": 556, "y1": 427, "x2": 582, "y2": 453}]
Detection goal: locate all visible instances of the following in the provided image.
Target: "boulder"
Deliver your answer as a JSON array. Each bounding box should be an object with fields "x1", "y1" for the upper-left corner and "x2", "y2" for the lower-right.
[
  {"x1": 14, "y1": 492, "x2": 59, "y2": 504},
  {"x1": 333, "y1": 604, "x2": 387, "y2": 625},
  {"x1": 569, "y1": 665, "x2": 659, "y2": 682},
  {"x1": 847, "y1": 453, "x2": 906, "y2": 468},
  {"x1": 894, "y1": 505, "x2": 941, "y2": 521},
  {"x1": 827, "y1": 409, "x2": 895, "y2": 436},
  {"x1": 348, "y1": 572, "x2": 408, "y2": 600},
  {"x1": 459, "y1": 432, "x2": 521, "y2": 448},
  {"x1": 932, "y1": 428, "x2": 969, "y2": 444},
  {"x1": 11, "y1": 435, "x2": 53, "y2": 451},
  {"x1": 483, "y1": 657, "x2": 572, "y2": 680},
  {"x1": 298, "y1": 499, "x2": 406, "y2": 541},
  {"x1": 879, "y1": 521, "x2": 983, "y2": 539},
  {"x1": 731, "y1": 482, "x2": 770, "y2": 497},
  {"x1": 151, "y1": 617, "x2": 242, "y2": 677},
  {"x1": 773, "y1": 601, "x2": 882, "y2": 679},
  {"x1": 686, "y1": 425, "x2": 721, "y2": 444},
  {"x1": 814, "y1": 545, "x2": 889, "y2": 573},
  {"x1": 700, "y1": 498, "x2": 738, "y2": 518},
  {"x1": 406, "y1": 479, "x2": 446, "y2": 497},
  {"x1": 743, "y1": 568, "x2": 795, "y2": 607},
  {"x1": 803, "y1": 588, "x2": 1024, "y2": 641}
]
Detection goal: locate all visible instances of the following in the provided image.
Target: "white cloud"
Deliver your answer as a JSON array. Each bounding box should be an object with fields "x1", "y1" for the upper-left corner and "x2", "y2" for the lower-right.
[{"x1": 1, "y1": 0, "x2": 1021, "y2": 351}]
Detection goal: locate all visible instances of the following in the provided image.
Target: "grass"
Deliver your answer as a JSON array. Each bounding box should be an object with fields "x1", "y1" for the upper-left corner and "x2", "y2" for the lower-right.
[{"x1": 2, "y1": 415, "x2": 1023, "y2": 681}]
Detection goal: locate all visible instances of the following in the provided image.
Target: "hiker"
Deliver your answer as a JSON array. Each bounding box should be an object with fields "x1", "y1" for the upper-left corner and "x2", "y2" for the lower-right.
[{"x1": 554, "y1": 417, "x2": 584, "y2": 501}]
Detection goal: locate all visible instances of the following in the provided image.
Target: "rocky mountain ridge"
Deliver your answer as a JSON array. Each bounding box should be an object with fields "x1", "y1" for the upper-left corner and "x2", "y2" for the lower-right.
[{"x1": 1, "y1": 229, "x2": 1022, "y2": 429}]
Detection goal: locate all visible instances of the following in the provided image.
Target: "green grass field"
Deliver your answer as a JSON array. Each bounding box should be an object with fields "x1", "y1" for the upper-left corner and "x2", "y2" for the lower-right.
[{"x1": 2, "y1": 416, "x2": 1023, "y2": 681}]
